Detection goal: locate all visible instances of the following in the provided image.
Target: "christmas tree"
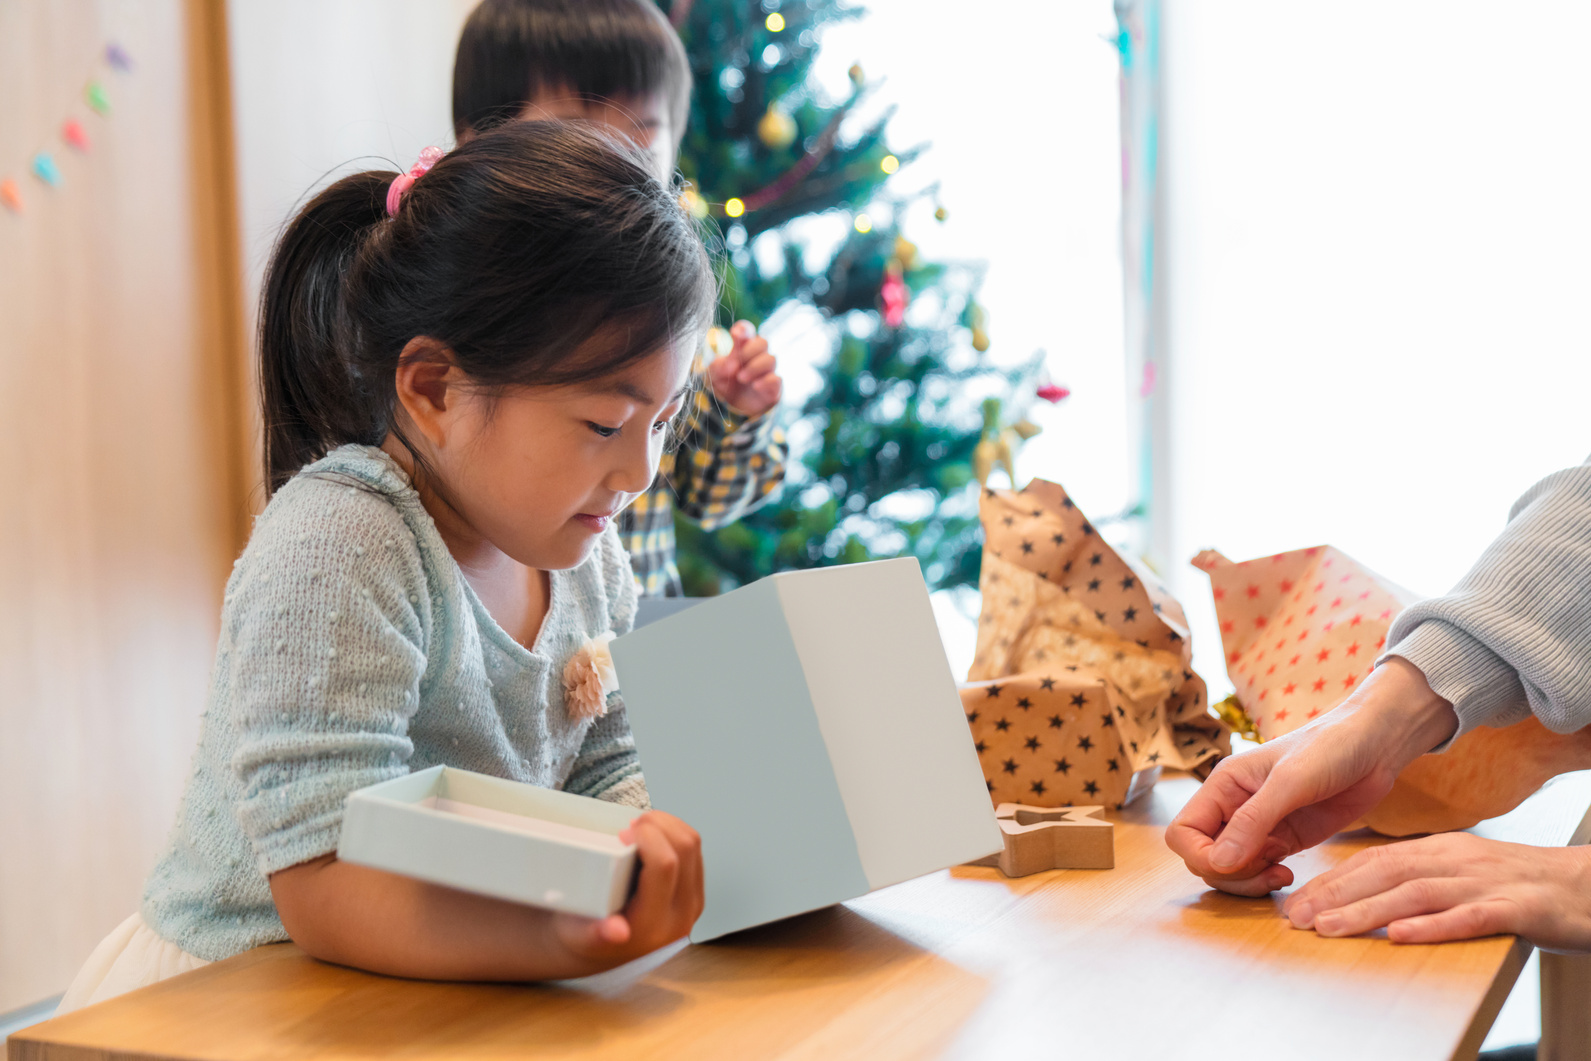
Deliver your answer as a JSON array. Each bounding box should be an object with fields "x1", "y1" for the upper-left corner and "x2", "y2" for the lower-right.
[{"x1": 663, "y1": 0, "x2": 1040, "y2": 596}]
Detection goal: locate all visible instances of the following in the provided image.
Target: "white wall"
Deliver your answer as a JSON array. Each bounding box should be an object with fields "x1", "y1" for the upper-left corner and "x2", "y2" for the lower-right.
[{"x1": 228, "y1": 0, "x2": 476, "y2": 314}]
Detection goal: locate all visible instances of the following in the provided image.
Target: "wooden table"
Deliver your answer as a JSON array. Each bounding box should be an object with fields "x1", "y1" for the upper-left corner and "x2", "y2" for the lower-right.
[{"x1": 13, "y1": 773, "x2": 1591, "y2": 1061}]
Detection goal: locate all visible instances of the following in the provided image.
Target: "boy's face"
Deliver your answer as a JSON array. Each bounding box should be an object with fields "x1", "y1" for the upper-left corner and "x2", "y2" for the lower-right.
[{"x1": 519, "y1": 86, "x2": 675, "y2": 183}]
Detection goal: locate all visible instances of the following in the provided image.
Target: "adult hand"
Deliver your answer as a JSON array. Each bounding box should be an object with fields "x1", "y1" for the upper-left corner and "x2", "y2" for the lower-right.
[
  {"x1": 1283, "y1": 832, "x2": 1591, "y2": 952},
  {"x1": 1165, "y1": 657, "x2": 1459, "y2": 896},
  {"x1": 706, "y1": 320, "x2": 782, "y2": 418},
  {"x1": 554, "y1": 811, "x2": 704, "y2": 962}
]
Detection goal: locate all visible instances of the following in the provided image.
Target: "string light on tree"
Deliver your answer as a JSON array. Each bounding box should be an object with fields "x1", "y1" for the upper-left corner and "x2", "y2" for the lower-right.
[
  {"x1": 724, "y1": 197, "x2": 745, "y2": 218},
  {"x1": 853, "y1": 212, "x2": 872, "y2": 233},
  {"x1": 880, "y1": 154, "x2": 899, "y2": 174},
  {"x1": 765, "y1": 11, "x2": 785, "y2": 31}
]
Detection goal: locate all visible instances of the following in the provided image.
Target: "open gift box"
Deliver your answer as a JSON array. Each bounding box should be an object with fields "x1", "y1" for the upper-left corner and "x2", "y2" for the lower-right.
[{"x1": 337, "y1": 764, "x2": 642, "y2": 919}]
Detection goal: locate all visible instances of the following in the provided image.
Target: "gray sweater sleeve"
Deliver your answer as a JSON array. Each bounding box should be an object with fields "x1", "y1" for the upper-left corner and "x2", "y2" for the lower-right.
[{"x1": 1382, "y1": 456, "x2": 1591, "y2": 744}]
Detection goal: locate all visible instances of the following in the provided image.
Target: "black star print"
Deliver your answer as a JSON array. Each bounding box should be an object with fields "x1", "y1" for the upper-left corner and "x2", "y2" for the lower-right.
[
  {"x1": 1147, "y1": 751, "x2": 1161, "y2": 763},
  {"x1": 1021, "y1": 540, "x2": 1034, "y2": 554},
  {"x1": 1077, "y1": 735, "x2": 1094, "y2": 752},
  {"x1": 1016, "y1": 697, "x2": 1032, "y2": 710},
  {"x1": 1123, "y1": 607, "x2": 1138, "y2": 622},
  {"x1": 1116, "y1": 705, "x2": 1127, "y2": 718},
  {"x1": 975, "y1": 740, "x2": 988, "y2": 753},
  {"x1": 1100, "y1": 713, "x2": 1114, "y2": 728},
  {"x1": 1135, "y1": 639, "x2": 1149, "y2": 648},
  {"x1": 995, "y1": 718, "x2": 1011, "y2": 732},
  {"x1": 1083, "y1": 780, "x2": 1100, "y2": 796},
  {"x1": 1062, "y1": 561, "x2": 1073, "y2": 574},
  {"x1": 1082, "y1": 522, "x2": 1095, "y2": 536},
  {"x1": 1053, "y1": 758, "x2": 1072, "y2": 774},
  {"x1": 1051, "y1": 533, "x2": 1065, "y2": 545},
  {"x1": 1024, "y1": 736, "x2": 1041, "y2": 752},
  {"x1": 1063, "y1": 497, "x2": 1075, "y2": 509},
  {"x1": 1002, "y1": 516, "x2": 1015, "y2": 527},
  {"x1": 1089, "y1": 553, "x2": 1103, "y2": 566},
  {"x1": 1065, "y1": 664, "x2": 1079, "y2": 672},
  {"x1": 1070, "y1": 693, "x2": 1087, "y2": 707},
  {"x1": 1029, "y1": 779, "x2": 1047, "y2": 797},
  {"x1": 1095, "y1": 610, "x2": 1108, "y2": 623},
  {"x1": 986, "y1": 779, "x2": 995, "y2": 792},
  {"x1": 984, "y1": 487, "x2": 997, "y2": 498},
  {"x1": 1087, "y1": 578, "x2": 1102, "y2": 592},
  {"x1": 1002, "y1": 758, "x2": 1019, "y2": 775},
  {"x1": 1168, "y1": 630, "x2": 1182, "y2": 642},
  {"x1": 986, "y1": 684, "x2": 1004, "y2": 698},
  {"x1": 1120, "y1": 575, "x2": 1137, "y2": 590},
  {"x1": 1047, "y1": 714, "x2": 1064, "y2": 729},
  {"x1": 1107, "y1": 758, "x2": 1121, "y2": 772},
  {"x1": 966, "y1": 710, "x2": 980, "y2": 724},
  {"x1": 1040, "y1": 677, "x2": 1057, "y2": 691}
]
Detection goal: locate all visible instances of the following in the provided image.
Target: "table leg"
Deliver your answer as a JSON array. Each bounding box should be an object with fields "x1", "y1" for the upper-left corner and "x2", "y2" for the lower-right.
[{"x1": 1540, "y1": 952, "x2": 1591, "y2": 1061}]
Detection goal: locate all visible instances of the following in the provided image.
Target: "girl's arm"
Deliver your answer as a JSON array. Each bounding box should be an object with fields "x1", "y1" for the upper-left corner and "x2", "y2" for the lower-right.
[{"x1": 270, "y1": 810, "x2": 702, "y2": 980}]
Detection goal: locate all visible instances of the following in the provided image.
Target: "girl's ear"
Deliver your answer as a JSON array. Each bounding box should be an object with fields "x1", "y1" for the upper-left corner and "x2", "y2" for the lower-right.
[{"x1": 393, "y1": 337, "x2": 465, "y2": 449}]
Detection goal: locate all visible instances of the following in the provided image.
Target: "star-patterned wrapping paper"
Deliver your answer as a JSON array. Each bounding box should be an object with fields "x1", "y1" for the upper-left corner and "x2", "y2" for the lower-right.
[
  {"x1": 1194, "y1": 546, "x2": 1418, "y2": 741},
  {"x1": 963, "y1": 481, "x2": 1229, "y2": 809},
  {"x1": 1196, "y1": 544, "x2": 1591, "y2": 836}
]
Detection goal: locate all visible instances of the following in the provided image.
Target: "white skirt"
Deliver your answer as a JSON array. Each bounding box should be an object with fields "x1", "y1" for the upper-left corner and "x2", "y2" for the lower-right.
[{"x1": 56, "y1": 913, "x2": 210, "y2": 1015}]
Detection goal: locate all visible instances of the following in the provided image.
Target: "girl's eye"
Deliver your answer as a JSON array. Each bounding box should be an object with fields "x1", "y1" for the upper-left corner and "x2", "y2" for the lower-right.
[{"x1": 587, "y1": 422, "x2": 621, "y2": 439}]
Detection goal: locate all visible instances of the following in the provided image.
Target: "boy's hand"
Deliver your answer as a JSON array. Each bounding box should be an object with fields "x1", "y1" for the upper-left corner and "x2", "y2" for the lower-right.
[
  {"x1": 707, "y1": 320, "x2": 782, "y2": 418},
  {"x1": 553, "y1": 811, "x2": 704, "y2": 963}
]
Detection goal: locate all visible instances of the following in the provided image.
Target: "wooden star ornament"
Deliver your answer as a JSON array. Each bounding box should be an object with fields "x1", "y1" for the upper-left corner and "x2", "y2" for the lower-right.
[{"x1": 969, "y1": 803, "x2": 1114, "y2": 876}]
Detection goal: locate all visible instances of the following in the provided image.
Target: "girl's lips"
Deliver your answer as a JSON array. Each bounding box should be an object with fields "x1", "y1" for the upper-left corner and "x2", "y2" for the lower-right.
[{"x1": 575, "y1": 513, "x2": 613, "y2": 532}]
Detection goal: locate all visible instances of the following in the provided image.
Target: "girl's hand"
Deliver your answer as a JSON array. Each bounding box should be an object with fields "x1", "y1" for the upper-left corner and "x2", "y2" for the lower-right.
[
  {"x1": 553, "y1": 811, "x2": 704, "y2": 963},
  {"x1": 707, "y1": 320, "x2": 782, "y2": 418},
  {"x1": 1165, "y1": 658, "x2": 1459, "y2": 895},
  {"x1": 1282, "y1": 833, "x2": 1591, "y2": 952}
]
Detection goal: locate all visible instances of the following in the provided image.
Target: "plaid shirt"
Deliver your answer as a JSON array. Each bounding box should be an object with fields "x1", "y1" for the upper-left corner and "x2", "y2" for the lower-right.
[{"x1": 617, "y1": 383, "x2": 787, "y2": 597}]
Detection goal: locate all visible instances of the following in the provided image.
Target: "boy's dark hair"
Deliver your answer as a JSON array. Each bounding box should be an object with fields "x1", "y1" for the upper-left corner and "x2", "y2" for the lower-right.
[
  {"x1": 258, "y1": 121, "x2": 715, "y2": 494},
  {"x1": 452, "y1": 0, "x2": 691, "y2": 146}
]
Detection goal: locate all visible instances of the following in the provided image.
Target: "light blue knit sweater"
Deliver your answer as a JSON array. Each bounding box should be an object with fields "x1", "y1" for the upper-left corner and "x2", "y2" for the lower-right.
[{"x1": 142, "y1": 445, "x2": 648, "y2": 962}]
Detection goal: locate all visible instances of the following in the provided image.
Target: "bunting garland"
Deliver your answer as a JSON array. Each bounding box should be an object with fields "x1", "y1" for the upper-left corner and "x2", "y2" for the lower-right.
[{"x1": 1, "y1": 41, "x2": 133, "y2": 216}]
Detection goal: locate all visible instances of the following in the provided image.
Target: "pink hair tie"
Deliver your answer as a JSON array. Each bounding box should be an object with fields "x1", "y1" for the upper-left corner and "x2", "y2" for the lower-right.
[{"x1": 386, "y1": 146, "x2": 446, "y2": 218}]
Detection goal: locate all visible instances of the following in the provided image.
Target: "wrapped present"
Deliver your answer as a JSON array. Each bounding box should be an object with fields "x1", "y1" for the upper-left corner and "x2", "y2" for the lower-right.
[
  {"x1": 1196, "y1": 546, "x2": 1591, "y2": 835},
  {"x1": 964, "y1": 482, "x2": 1228, "y2": 809}
]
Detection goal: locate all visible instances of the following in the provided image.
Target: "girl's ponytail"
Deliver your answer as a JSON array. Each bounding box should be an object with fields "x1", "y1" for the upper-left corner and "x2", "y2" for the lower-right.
[
  {"x1": 258, "y1": 171, "x2": 393, "y2": 493},
  {"x1": 256, "y1": 122, "x2": 716, "y2": 495}
]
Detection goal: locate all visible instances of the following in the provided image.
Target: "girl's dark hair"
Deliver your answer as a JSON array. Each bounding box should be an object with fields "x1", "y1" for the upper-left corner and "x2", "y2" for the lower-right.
[
  {"x1": 259, "y1": 119, "x2": 715, "y2": 494},
  {"x1": 452, "y1": 0, "x2": 691, "y2": 145}
]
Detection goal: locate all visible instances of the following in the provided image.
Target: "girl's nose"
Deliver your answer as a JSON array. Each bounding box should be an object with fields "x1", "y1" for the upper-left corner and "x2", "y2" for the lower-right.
[{"x1": 606, "y1": 433, "x2": 658, "y2": 496}]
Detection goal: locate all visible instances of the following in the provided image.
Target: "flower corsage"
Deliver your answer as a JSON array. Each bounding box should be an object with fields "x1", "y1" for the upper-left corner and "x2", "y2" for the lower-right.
[{"x1": 563, "y1": 631, "x2": 620, "y2": 720}]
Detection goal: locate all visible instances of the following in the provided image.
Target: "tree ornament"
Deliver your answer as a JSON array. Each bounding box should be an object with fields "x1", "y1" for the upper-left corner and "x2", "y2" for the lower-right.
[
  {"x1": 1036, "y1": 384, "x2": 1071, "y2": 403},
  {"x1": 892, "y1": 235, "x2": 919, "y2": 269},
  {"x1": 934, "y1": 204, "x2": 949, "y2": 223},
  {"x1": 880, "y1": 264, "x2": 909, "y2": 328},
  {"x1": 757, "y1": 104, "x2": 797, "y2": 149},
  {"x1": 971, "y1": 326, "x2": 990, "y2": 353},
  {"x1": 1011, "y1": 418, "x2": 1042, "y2": 440},
  {"x1": 848, "y1": 61, "x2": 865, "y2": 86}
]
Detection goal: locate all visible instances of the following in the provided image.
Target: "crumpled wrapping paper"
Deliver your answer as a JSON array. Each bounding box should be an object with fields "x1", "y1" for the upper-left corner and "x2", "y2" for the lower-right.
[
  {"x1": 1197, "y1": 545, "x2": 1591, "y2": 835},
  {"x1": 963, "y1": 481, "x2": 1229, "y2": 809}
]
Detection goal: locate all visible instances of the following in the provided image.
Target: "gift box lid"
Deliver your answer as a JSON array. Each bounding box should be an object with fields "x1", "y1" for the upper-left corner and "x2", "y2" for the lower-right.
[
  {"x1": 612, "y1": 557, "x2": 1002, "y2": 941},
  {"x1": 337, "y1": 765, "x2": 641, "y2": 920}
]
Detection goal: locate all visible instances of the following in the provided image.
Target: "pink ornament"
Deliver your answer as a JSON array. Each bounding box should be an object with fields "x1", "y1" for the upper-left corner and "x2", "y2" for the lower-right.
[
  {"x1": 1036, "y1": 384, "x2": 1071, "y2": 403},
  {"x1": 880, "y1": 272, "x2": 909, "y2": 328}
]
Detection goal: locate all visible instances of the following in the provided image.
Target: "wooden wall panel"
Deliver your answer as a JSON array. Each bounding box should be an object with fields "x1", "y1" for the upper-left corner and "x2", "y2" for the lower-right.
[{"x1": 0, "y1": 0, "x2": 245, "y2": 1012}]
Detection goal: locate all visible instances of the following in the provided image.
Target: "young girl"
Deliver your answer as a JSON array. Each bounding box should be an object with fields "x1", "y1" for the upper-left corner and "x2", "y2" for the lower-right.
[{"x1": 59, "y1": 120, "x2": 711, "y2": 1011}]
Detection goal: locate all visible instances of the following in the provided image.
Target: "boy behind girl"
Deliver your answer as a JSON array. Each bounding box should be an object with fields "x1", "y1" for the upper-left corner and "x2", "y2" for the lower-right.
[{"x1": 453, "y1": 0, "x2": 788, "y2": 597}]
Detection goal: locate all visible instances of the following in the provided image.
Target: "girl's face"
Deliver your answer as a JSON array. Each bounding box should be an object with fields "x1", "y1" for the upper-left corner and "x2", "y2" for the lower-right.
[
  {"x1": 516, "y1": 87, "x2": 676, "y2": 184},
  {"x1": 394, "y1": 340, "x2": 693, "y2": 572}
]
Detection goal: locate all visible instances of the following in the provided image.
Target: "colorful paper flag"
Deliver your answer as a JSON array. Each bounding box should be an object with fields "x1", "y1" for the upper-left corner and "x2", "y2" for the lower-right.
[
  {"x1": 0, "y1": 179, "x2": 22, "y2": 213},
  {"x1": 31, "y1": 153, "x2": 62, "y2": 187},
  {"x1": 62, "y1": 119, "x2": 90, "y2": 152},
  {"x1": 86, "y1": 81, "x2": 110, "y2": 115}
]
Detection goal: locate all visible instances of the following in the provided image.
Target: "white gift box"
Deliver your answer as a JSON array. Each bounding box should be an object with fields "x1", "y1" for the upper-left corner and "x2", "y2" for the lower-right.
[
  {"x1": 613, "y1": 557, "x2": 1002, "y2": 941},
  {"x1": 337, "y1": 764, "x2": 641, "y2": 919}
]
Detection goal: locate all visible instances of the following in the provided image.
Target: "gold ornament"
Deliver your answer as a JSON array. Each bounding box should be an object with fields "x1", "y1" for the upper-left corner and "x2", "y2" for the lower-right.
[
  {"x1": 934, "y1": 204, "x2": 949, "y2": 223},
  {"x1": 848, "y1": 62, "x2": 865, "y2": 86},
  {"x1": 994, "y1": 430, "x2": 1017, "y2": 487},
  {"x1": 892, "y1": 235, "x2": 919, "y2": 269},
  {"x1": 972, "y1": 437, "x2": 998, "y2": 487},
  {"x1": 971, "y1": 326, "x2": 990, "y2": 353},
  {"x1": 757, "y1": 105, "x2": 797, "y2": 149},
  {"x1": 1010, "y1": 418, "x2": 1042, "y2": 440}
]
